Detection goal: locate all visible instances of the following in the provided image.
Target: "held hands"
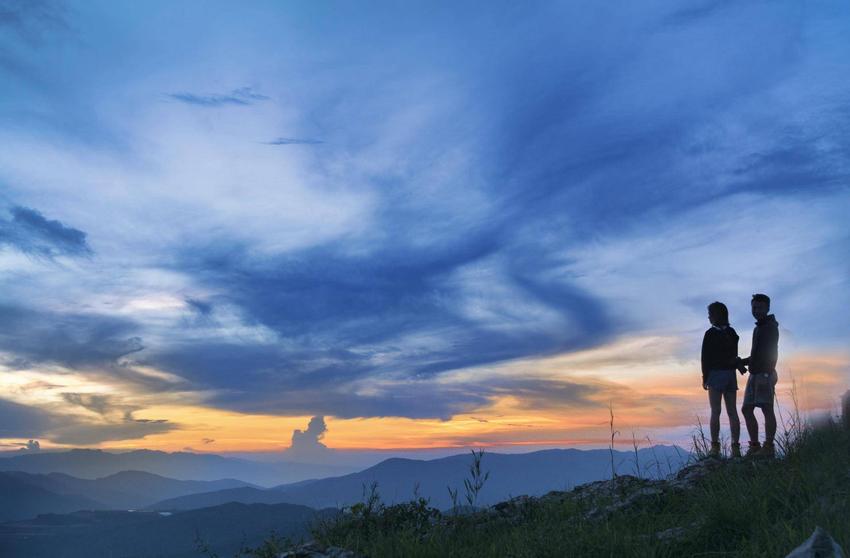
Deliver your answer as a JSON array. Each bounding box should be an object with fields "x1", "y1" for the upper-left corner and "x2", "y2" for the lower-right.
[{"x1": 735, "y1": 357, "x2": 748, "y2": 375}]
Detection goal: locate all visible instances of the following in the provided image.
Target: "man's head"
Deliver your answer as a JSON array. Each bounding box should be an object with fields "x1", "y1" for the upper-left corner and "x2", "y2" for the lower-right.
[
  {"x1": 707, "y1": 301, "x2": 729, "y2": 327},
  {"x1": 751, "y1": 293, "x2": 770, "y2": 320}
]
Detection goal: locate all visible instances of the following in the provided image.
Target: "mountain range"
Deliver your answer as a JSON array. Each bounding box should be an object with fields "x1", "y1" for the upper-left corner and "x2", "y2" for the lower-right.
[
  {"x1": 147, "y1": 445, "x2": 690, "y2": 511},
  {"x1": 0, "y1": 448, "x2": 354, "y2": 486},
  {"x1": 0, "y1": 444, "x2": 691, "y2": 557},
  {"x1": 0, "y1": 470, "x2": 255, "y2": 521}
]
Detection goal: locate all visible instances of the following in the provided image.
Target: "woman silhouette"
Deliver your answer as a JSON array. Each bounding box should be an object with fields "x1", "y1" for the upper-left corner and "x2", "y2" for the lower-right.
[{"x1": 701, "y1": 301, "x2": 742, "y2": 458}]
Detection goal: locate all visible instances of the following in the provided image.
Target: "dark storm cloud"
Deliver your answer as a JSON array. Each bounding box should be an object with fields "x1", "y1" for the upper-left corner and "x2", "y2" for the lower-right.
[
  {"x1": 0, "y1": 205, "x2": 92, "y2": 257},
  {"x1": 168, "y1": 87, "x2": 269, "y2": 107}
]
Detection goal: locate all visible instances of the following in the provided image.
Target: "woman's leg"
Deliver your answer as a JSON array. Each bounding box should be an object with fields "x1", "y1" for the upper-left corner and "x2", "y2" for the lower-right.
[
  {"x1": 723, "y1": 390, "x2": 741, "y2": 444},
  {"x1": 708, "y1": 388, "x2": 722, "y2": 443}
]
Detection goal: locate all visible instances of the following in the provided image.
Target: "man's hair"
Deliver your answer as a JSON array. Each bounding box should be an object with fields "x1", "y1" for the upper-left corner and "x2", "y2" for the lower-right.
[
  {"x1": 752, "y1": 293, "x2": 771, "y2": 308},
  {"x1": 708, "y1": 301, "x2": 729, "y2": 325}
]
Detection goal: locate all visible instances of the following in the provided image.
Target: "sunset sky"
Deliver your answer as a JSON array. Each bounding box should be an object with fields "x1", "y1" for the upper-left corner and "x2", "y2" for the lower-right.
[{"x1": 1, "y1": 0, "x2": 848, "y2": 458}]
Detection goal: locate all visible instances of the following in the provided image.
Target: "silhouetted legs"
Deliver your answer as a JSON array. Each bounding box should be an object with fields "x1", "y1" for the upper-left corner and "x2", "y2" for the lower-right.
[
  {"x1": 742, "y1": 404, "x2": 758, "y2": 442},
  {"x1": 763, "y1": 405, "x2": 776, "y2": 444},
  {"x1": 709, "y1": 389, "x2": 722, "y2": 443},
  {"x1": 742, "y1": 404, "x2": 775, "y2": 444},
  {"x1": 724, "y1": 391, "x2": 741, "y2": 444},
  {"x1": 709, "y1": 390, "x2": 740, "y2": 444}
]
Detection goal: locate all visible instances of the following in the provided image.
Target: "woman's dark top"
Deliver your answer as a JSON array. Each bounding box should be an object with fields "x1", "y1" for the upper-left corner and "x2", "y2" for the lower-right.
[{"x1": 701, "y1": 326, "x2": 739, "y2": 385}]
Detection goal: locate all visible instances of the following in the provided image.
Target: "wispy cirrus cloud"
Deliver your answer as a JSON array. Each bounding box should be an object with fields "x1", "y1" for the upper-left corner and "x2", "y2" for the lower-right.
[
  {"x1": 264, "y1": 137, "x2": 324, "y2": 145},
  {"x1": 168, "y1": 86, "x2": 269, "y2": 107}
]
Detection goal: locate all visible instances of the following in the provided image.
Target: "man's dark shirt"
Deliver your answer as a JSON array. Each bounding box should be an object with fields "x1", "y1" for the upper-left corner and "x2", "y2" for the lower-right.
[
  {"x1": 701, "y1": 326, "x2": 739, "y2": 385},
  {"x1": 742, "y1": 314, "x2": 779, "y2": 375}
]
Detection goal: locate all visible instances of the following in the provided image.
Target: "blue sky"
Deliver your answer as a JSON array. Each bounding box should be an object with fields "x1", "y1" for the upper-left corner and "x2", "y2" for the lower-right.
[{"x1": 0, "y1": 0, "x2": 848, "y2": 451}]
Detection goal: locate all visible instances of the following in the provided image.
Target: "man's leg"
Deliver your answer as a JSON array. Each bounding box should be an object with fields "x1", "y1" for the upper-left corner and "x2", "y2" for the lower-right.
[
  {"x1": 742, "y1": 404, "x2": 758, "y2": 443},
  {"x1": 763, "y1": 404, "x2": 777, "y2": 444},
  {"x1": 723, "y1": 391, "x2": 741, "y2": 444},
  {"x1": 709, "y1": 389, "x2": 722, "y2": 444}
]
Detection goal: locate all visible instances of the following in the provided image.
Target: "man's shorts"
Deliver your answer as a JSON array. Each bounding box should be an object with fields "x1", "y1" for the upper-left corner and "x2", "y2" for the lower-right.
[
  {"x1": 706, "y1": 369, "x2": 737, "y2": 393},
  {"x1": 743, "y1": 370, "x2": 777, "y2": 408}
]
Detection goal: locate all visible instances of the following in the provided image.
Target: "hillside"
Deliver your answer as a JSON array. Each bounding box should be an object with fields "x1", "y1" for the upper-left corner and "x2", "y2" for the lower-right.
[{"x1": 270, "y1": 419, "x2": 850, "y2": 557}]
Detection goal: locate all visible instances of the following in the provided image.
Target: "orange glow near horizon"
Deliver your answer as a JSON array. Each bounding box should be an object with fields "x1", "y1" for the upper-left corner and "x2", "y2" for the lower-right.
[{"x1": 1, "y1": 339, "x2": 847, "y2": 454}]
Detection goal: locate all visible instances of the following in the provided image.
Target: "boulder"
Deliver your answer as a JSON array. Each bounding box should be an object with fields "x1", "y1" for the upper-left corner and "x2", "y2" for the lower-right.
[{"x1": 785, "y1": 527, "x2": 845, "y2": 558}]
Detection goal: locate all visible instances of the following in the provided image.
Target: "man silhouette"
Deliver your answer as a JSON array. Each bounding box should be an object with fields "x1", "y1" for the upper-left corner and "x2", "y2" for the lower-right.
[{"x1": 740, "y1": 293, "x2": 779, "y2": 457}]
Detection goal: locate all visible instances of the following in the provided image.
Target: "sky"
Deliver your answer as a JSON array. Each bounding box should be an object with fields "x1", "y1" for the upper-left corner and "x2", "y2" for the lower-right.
[{"x1": 0, "y1": 0, "x2": 849, "y2": 459}]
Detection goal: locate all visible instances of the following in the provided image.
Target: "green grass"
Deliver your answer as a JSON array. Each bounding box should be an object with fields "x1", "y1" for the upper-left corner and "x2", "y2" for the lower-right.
[{"x1": 304, "y1": 419, "x2": 850, "y2": 557}]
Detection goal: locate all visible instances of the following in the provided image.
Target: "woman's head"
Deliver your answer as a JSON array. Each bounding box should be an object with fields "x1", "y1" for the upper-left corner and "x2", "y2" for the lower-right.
[{"x1": 708, "y1": 301, "x2": 729, "y2": 327}]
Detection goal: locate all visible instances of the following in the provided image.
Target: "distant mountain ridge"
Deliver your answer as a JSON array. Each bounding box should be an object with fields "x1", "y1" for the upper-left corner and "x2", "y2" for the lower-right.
[
  {"x1": 0, "y1": 448, "x2": 354, "y2": 486},
  {"x1": 0, "y1": 474, "x2": 104, "y2": 522},
  {"x1": 145, "y1": 486, "x2": 295, "y2": 511},
  {"x1": 147, "y1": 445, "x2": 690, "y2": 512},
  {"x1": 0, "y1": 470, "x2": 255, "y2": 521}
]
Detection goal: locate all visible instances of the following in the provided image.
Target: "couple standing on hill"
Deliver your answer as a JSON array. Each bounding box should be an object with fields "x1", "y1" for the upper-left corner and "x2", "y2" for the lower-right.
[{"x1": 701, "y1": 293, "x2": 779, "y2": 458}]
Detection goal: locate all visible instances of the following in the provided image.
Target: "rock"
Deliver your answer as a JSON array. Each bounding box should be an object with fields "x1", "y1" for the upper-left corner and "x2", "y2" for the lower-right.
[
  {"x1": 278, "y1": 541, "x2": 363, "y2": 558},
  {"x1": 785, "y1": 527, "x2": 845, "y2": 558},
  {"x1": 670, "y1": 457, "x2": 725, "y2": 489}
]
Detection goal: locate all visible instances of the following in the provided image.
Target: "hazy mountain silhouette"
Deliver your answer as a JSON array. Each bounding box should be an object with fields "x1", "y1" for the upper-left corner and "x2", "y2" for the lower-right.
[
  {"x1": 0, "y1": 470, "x2": 257, "y2": 520},
  {"x1": 144, "y1": 486, "x2": 296, "y2": 511},
  {"x1": 0, "y1": 448, "x2": 354, "y2": 486},
  {"x1": 146, "y1": 445, "x2": 689, "y2": 512},
  {"x1": 0, "y1": 502, "x2": 328, "y2": 558},
  {"x1": 0, "y1": 474, "x2": 105, "y2": 522}
]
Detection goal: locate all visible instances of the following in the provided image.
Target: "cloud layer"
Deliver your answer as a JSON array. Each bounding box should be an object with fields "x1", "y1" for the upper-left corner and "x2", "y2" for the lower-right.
[{"x1": 0, "y1": 0, "x2": 848, "y2": 448}]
